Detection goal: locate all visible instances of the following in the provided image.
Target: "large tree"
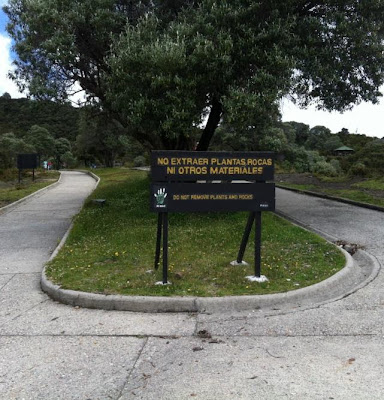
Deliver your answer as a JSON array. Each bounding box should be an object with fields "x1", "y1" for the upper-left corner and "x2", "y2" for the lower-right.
[
  {"x1": 0, "y1": 132, "x2": 35, "y2": 168},
  {"x1": 4, "y1": 0, "x2": 192, "y2": 102},
  {"x1": 24, "y1": 125, "x2": 55, "y2": 164},
  {"x1": 75, "y1": 108, "x2": 134, "y2": 167},
  {"x1": 5, "y1": 0, "x2": 384, "y2": 150}
]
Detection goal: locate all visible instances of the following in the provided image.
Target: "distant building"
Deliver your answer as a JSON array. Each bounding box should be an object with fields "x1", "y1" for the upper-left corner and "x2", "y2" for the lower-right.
[{"x1": 334, "y1": 145, "x2": 354, "y2": 156}]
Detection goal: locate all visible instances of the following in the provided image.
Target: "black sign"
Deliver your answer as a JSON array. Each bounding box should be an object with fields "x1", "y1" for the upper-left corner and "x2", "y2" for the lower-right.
[
  {"x1": 150, "y1": 150, "x2": 276, "y2": 283},
  {"x1": 17, "y1": 154, "x2": 38, "y2": 169},
  {"x1": 151, "y1": 183, "x2": 275, "y2": 213},
  {"x1": 151, "y1": 151, "x2": 274, "y2": 182}
]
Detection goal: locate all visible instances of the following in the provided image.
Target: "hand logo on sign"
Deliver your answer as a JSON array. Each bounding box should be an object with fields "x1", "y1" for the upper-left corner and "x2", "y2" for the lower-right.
[{"x1": 154, "y1": 188, "x2": 167, "y2": 206}]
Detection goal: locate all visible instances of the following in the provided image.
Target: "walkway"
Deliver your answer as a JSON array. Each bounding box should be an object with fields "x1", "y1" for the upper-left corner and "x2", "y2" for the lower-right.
[{"x1": 1, "y1": 177, "x2": 383, "y2": 399}]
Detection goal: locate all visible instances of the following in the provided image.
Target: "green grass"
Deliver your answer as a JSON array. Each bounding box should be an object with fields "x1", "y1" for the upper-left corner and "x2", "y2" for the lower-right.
[
  {"x1": 352, "y1": 179, "x2": 384, "y2": 191},
  {"x1": 278, "y1": 180, "x2": 384, "y2": 208},
  {"x1": 322, "y1": 189, "x2": 384, "y2": 207},
  {"x1": 317, "y1": 175, "x2": 350, "y2": 183},
  {"x1": 0, "y1": 169, "x2": 60, "y2": 208},
  {"x1": 46, "y1": 168, "x2": 345, "y2": 297}
]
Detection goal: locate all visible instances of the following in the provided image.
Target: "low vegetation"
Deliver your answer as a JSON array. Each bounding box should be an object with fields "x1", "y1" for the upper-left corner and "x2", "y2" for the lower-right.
[
  {"x1": 277, "y1": 174, "x2": 384, "y2": 208},
  {"x1": 0, "y1": 168, "x2": 60, "y2": 208},
  {"x1": 46, "y1": 168, "x2": 345, "y2": 297}
]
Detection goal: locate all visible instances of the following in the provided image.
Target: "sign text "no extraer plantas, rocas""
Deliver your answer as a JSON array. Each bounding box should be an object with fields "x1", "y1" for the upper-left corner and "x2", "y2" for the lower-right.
[{"x1": 151, "y1": 151, "x2": 274, "y2": 182}]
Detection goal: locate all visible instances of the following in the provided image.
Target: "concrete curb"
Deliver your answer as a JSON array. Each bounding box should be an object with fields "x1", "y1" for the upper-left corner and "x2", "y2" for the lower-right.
[
  {"x1": 75, "y1": 169, "x2": 101, "y2": 188},
  {"x1": 197, "y1": 249, "x2": 380, "y2": 313},
  {"x1": 41, "y1": 247, "x2": 379, "y2": 314},
  {"x1": 276, "y1": 184, "x2": 384, "y2": 213},
  {"x1": 0, "y1": 172, "x2": 62, "y2": 216}
]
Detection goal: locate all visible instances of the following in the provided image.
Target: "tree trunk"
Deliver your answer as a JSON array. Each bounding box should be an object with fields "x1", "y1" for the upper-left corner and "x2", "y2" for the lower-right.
[{"x1": 196, "y1": 97, "x2": 223, "y2": 151}]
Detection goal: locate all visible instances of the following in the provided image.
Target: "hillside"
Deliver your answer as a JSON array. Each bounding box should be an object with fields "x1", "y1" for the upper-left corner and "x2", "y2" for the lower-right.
[{"x1": 0, "y1": 97, "x2": 80, "y2": 141}]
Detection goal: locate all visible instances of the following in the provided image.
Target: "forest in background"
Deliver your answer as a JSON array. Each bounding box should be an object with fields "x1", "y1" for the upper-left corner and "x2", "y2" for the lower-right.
[
  {"x1": 0, "y1": 94, "x2": 145, "y2": 169},
  {"x1": 1, "y1": 93, "x2": 384, "y2": 177}
]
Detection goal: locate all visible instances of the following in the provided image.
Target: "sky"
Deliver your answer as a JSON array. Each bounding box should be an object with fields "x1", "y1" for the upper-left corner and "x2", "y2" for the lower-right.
[
  {"x1": 281, "y1": 97, "x2": 384, "y2": 139},
  {"x1": 0, "y1": 3, "x2": 383, "y2": 139},
  {"x1": 0, "y1": 2, "x2": 21, "y2": 98}
]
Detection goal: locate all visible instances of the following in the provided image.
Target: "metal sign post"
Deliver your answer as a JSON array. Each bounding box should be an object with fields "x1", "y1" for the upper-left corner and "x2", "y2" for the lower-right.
[
  {"x1": 154, "y1": 213, "x2": 163, "y2": 270},
  {"x1": 154, "y1": 213, "x2": 170, "y2": 285},
  {"x1": 236, "y1": 212, "x2": 255, "y2": 264},
  {"x1": 234, "y1": 211, "x2": 265, "y2": 281},
  {"x1": 255, "y1": 211, "x2": 262, "y2": 278},
  {"x1": 162, "y1": 212, "x2": 169, "y2": 285}
]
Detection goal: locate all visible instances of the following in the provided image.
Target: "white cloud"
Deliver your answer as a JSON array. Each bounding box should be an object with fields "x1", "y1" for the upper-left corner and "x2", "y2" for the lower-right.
[
  {"x1": 0, "y1": 33, "x2": 24, "y2": 98},
  {"x1": 0, "y1": 32, "x2": 87, "y2": 104},
  {"x1": 281, "y1": 95, "x2": 384, "y2": 139},
  {"x1": 0, "y1": 1, "x2": 8, "y2": 6}
]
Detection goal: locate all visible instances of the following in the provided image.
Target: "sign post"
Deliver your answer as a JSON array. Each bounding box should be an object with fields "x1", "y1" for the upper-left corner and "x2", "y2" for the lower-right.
[
  {"x1": 255, "y1": 211, "x2": 263, "y2": 280},
  {"x1": 150, "y1": 151, "x2": 275, "y2": 285},
  {"x1": 236, "y1": 212, "x2": 255, "y2": 265}
]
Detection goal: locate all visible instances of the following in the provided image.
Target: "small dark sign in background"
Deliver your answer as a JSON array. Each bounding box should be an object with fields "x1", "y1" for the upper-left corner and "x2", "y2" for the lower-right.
[{"x1": 17, "y1": 154, "x2": 38, "y2": 169}]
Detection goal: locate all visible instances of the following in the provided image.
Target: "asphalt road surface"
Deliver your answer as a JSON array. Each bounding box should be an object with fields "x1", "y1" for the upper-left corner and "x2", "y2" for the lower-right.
[{"x1": 1, "y1": 172, "x2": 383, "y2": 399}]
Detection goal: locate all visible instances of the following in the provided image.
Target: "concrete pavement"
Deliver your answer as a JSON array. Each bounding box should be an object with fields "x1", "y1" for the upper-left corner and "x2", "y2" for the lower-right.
[{"x1": 1, "y1": 174, "x2": 384, "y2": 399}]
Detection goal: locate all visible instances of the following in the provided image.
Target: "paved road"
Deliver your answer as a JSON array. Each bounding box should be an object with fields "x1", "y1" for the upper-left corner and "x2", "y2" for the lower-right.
[{"x1": 1, "y1": 176, "x2": 384, "y2": 399}]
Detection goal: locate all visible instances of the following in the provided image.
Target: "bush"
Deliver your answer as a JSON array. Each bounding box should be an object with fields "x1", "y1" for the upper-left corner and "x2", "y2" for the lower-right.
[
  {"x1": 307, "y1": 151, "x2": 326, "y2": 172},
  {"x1": 61, "y1": 151, "x2": 77, "y2": 168},
  {"x1": 259, "y1": 127, "x2": 288, "y2": 152},
  {"x1": 284, "y1": 145, "x2": 310, "y2": 173},
  {"x1": 348, "y1": 162, "x2": 367, "y2": 177},
  {"x1": 133, "y1": 155, "x2": 147, "y2": 167},
  {"x1": 312, "y1": 161, "x2": 338, "y2": 176},
  {"x1": 0, "y1": 168, "x2": 18, "y2": 181},
  {"x1": 356, "y1": 140, "x2": 384, "y2": 175},
  {"x1": 276, "y1": 160, "x2": 294, "y2": 173},
  {"x1": 329, "y1": 159, "x2": 342, "y2": 174}
]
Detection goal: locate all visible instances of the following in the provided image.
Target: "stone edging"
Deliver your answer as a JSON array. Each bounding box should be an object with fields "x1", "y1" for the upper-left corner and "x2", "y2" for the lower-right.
[{"x1": 41, "y1": 244, "x2": 380, "y2": 313}]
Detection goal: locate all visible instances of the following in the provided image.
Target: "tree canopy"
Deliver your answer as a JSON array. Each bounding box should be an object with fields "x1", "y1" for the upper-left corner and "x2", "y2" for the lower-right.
[
  {"x1": 0, "y1": 96, "x2": 80, "y2": 140},
  {"x1": 5, "y1": 0, "x2": 384, "y2": 150},
  {"x1": 24, "y1": 125, "x2": 55, "y2": 160},
  {"x1": 0, "y1": 132, "x2": 34, "y2": 168}
]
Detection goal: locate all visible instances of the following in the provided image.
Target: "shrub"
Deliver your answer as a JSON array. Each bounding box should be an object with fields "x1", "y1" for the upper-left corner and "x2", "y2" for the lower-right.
[
  {"x1": 312, "y1": 161, "x2": 338, "y2": 176},
  {"x1": 276, "y1": 160, "x2": 294, "y2": 173},
  {"x1": 0, "y1": 167, "x2": 18, "y2": 181},
  {"x1": 133, "y1": 155, "x2": 147, "y2": 167},
  {"x1": 348, "y1": 162, "x2": 367, "y2": 177},
  {"x1": 329, "y1": 159, "x2": 342, "y2": 174},
  {"x1": 61, "y1": 151, "x2": 77, "y2": 168},
  {"x1": 284, "y1": 145, "x2": 310, "y2": 173},
  {"x1": 307, "y1": 151, "x2": 326, "y2": 172},
  {"x1": 356, "y1": 140, "x2": 384, "y2": 174}
]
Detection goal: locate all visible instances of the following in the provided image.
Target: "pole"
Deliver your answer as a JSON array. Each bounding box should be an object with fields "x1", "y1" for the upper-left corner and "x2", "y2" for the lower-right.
[
  {"x1": 18, "y1": 169, "x2": 21, "y2": 184},
  {"x1": 162, "y1": 212, "x2": 168, "y2": 284},
  {"x1": 236, "y1": 212, "x2": 255, "y2": 263},
  {"x1": 32, "y1": 168, "x2": 35, "y2": 182},
  {"x1": 255, "y1": 211, "x2": 262, "y2": 278},
  {"x1": 154, "y1": 213, "x2": 163, "y2": 270}
]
